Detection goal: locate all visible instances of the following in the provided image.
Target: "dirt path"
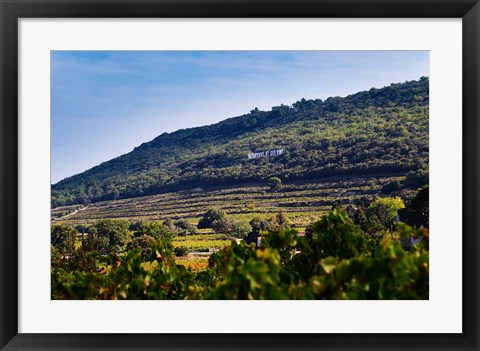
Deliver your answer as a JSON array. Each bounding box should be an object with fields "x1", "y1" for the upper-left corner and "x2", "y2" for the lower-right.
[{"x1": 54, "y1": 205, "x2": 89, "y2": 221}]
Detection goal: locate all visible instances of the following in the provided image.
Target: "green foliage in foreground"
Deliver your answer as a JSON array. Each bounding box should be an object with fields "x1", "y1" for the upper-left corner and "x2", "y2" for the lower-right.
[{"x1": 51, "y1": 209, "x2": 428, "y2": 300}]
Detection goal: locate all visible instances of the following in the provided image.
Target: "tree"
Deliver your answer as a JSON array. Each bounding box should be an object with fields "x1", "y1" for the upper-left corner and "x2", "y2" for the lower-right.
[
  {"x1": 249, "y1": 216, "x2": 272, "y2": 234},
  {"x1": 405, "y1": 167, "x2": 429, "y2": 189},
  {"x1": 229, "y1": 221, "x2": 252, "y2": 238},
  {"x1": 211, "y1": 218, "x2": 233, "y2": 234},
  {"x1": 345, "y1": 205, "x2": 368, "y2": 231},
  {"x1": 132, "y1": 220, "x2": 172, "y2": 239},
  {"x1": 126, "y1": 235, "x2": 157, "y2": 260},
  {"x1": 173, "y1": 246, "x2": 189, "y2": 257},
  {"x1": 174, "y1": 219, "x2": 198, "y2": 235},
  {"x1": 51, "y1": 224, "x2": 77, "y2": 257},
  {"x1": 174, "y1": 219, "x2": 190, "y2": 230},
  {"x1": 309, "y1": 209, "x2": 368, "y2": 260},
  {"x1": 81, "y1": 232, "x2": 110, "y2": 256},
  {"x1": 88, "y1": 219, "x2": 131, "y2": 253},
  {"x1": 163, "y1": 217, "x2": 176, "y2": 233},
  {"x1": 246, "y1": 216, "x2": 272, "y2": 244},
  {"x1": 198, "y1": 208, "x2": 227, "y2": 229},
  {"x1": 366, "y1": 196, "x2": 405, "y2": 233},
  {"x1": 75, "y1": 192, "x2": 90, "y2": 206},
  {"x1": 404, "y1": 185, "x2": 429, "y2": 228},
  {"x1": 268, "y1": 177, "x2": 282, "y2": 193},
  {"x1": 269, "y1": 210, "x2": 293, "y2": 231}
]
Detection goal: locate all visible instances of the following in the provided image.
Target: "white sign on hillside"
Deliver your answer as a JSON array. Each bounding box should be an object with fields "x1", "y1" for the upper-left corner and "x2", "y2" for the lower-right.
[{"x1": 248, "y1": 149, "x2": 284, "y2": 159}]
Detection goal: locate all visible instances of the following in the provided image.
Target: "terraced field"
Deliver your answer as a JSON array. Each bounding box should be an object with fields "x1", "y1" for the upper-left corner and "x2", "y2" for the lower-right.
[
  {"x1": 172, "y1": 233, "x2": 238, "y2": 251},
  {"x1": 52, "y1": 174, "x2": 404, "y2": 228},
  {"x1": 51, "y1": 174, "x2": 405, "y2": 269}
]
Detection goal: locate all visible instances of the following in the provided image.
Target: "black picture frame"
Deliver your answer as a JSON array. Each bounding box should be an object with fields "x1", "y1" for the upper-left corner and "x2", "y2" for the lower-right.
[{"x1": 1, "y1": 0, "x2": 479, "y2": 350}]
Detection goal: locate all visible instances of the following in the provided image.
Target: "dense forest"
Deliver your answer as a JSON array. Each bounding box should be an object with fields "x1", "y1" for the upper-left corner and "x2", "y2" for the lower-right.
[{"x1": 51, "y1": 77, "x2": 429, "y2": 208}]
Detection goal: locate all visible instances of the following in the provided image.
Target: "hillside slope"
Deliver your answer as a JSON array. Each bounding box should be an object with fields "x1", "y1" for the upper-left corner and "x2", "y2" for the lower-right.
[{"x1": 52, "y1": 77, "x2": 429, "y2": 207}]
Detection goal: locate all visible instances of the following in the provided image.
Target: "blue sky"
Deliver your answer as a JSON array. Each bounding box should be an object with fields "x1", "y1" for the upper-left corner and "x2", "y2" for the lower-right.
[{"x1": 51, "y1": 50, "x2": 429, "y2": 184}]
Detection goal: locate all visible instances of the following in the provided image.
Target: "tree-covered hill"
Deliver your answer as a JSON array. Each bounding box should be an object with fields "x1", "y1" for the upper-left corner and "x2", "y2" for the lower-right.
[{"x1": 52, "y1": 77, "x2": 429, "y2": 207}]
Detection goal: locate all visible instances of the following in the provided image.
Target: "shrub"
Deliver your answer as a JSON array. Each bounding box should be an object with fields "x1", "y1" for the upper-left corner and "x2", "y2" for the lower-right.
[
  {"x1": 198, "y1": 208, "x2": 227, "y2": 229},
  {"x1": 126, "y1": 235, "x2": 158, "y2": 260},
  {"x1": 88, "y1": 219, "x2": 131, "y2": 253},
  {"x1": 268, "y1": 177, "x2": 282, "y2": 193},
  {"x1": 174, "y1": 246, "x2": 189, "y2": 257}
]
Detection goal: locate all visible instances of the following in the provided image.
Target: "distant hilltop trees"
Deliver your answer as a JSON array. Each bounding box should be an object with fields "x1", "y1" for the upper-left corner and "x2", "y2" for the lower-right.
[{"x1": 52, "y1": 77, "x2": 429, "y2": 208}]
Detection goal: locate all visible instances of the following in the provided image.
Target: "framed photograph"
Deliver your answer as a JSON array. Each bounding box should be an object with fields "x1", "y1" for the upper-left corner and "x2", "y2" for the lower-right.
[{"x1": 1, "y1": 0, "x2": 478, "y2": 350}]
